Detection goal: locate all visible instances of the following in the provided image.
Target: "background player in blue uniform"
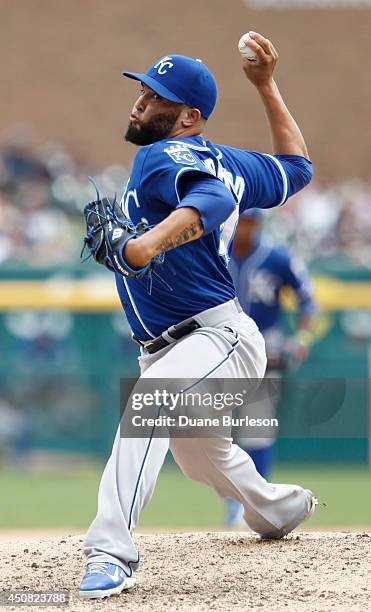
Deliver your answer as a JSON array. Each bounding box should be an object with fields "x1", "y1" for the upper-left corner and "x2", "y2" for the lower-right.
[
  {"x1": 80, "y1": 32, "x2": 317, "y2": 600},
  {"x1": 226, "y1": 208, "x2": 316, "y2": 526}
]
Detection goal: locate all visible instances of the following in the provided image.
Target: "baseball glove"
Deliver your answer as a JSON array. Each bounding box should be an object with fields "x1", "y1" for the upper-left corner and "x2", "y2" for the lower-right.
[{"x1": 81, "y1": 179, "x2": 165, "y2": 284}]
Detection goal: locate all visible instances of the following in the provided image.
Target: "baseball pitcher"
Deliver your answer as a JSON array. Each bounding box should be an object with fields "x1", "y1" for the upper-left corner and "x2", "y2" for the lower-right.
[{"x1": 79, "y1": 32, "x2": 317, "y2": 599}]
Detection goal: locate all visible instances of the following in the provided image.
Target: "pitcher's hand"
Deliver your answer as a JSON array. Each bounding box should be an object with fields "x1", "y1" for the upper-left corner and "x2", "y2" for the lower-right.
[{"x1": 241, "y1": 31, "x2": 278, "y2": 89}]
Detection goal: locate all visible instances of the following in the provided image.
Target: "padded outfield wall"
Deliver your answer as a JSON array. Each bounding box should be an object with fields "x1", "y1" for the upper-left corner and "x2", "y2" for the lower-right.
[{"x1": 0, "y1": 263, "x2": 369, "y2": 464}]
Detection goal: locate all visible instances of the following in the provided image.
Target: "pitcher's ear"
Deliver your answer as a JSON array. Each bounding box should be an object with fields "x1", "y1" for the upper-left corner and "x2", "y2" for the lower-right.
[{"x1": 181, "y1": 107, "x2": 202, "y2": 127}]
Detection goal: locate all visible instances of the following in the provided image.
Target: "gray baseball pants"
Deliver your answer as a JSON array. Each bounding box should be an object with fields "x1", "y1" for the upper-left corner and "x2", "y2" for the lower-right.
[{"x1": 84, "y1": 299, "x2": 312, "y2": 575}]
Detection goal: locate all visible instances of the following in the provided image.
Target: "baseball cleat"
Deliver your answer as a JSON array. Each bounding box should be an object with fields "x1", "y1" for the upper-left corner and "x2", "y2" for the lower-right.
[
  {"x1": 259, "y1": 489, "x2": 318, "y2": 540},
  {"x1": 79, "y1": 562, "x2": 136, "y2": 599}
]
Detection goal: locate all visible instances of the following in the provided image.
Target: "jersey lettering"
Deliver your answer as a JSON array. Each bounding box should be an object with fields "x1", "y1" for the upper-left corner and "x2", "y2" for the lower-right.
[
  {"x1": 202, "y1": 157, "x2": 245, "y2": 204},
  {"x1": 249, "y1": 270, "x2": 279, "y2": 306},
  {"x1": 218, "y1": 206, "x2": 240, "y2": 263},
  {"x1": 153, "y1": 56, "x2": 174, "y2": 75},
  {"x1": 122, "y1": 188, "x2": 140, "y2": 217},
  {"x1": 201, "y1": 156, "x2": 244, "y2": 261}
]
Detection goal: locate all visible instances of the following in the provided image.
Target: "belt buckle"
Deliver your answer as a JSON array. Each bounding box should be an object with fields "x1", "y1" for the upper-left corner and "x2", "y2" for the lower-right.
[{"x1": 143, "y1": 339, "x2": 155, "y2": 351}]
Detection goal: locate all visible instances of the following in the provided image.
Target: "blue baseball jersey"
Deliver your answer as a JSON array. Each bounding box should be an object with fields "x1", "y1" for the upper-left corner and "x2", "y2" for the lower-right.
[
  {"x1": 229, "y1": 239, "x2": 315, "y2": 334},
  {"x1": 117, "y1": 135, "x2": 313, "y2": 340}
]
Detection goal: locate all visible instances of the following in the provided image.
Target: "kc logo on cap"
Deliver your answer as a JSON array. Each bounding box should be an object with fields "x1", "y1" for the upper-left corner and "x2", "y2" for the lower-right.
[{"x1": 154, "y1": 56, "x2": 174, "y2": 75}]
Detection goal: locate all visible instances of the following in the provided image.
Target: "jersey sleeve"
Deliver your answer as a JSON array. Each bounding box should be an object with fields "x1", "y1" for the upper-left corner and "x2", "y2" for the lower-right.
[
  {"x1": 140, "y1": 141, "x2": 236, "y2": 233},
  {"x1": 238, "y1": 151, "x2": 313, "y2": 213},
  {"x1": 177, "y1": 174, "x2": 236, "y2": 234}
]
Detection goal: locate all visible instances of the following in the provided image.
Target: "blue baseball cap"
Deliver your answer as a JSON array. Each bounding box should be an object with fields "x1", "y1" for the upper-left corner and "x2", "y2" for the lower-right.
[{"x1": 123, "y1": 54, "x2": 217, "y2": 119}]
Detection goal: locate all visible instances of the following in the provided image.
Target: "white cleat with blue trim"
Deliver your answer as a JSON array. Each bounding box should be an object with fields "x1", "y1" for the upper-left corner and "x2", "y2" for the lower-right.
[{"x1": 79, "y1": 562, "x2": 136, "y2": 599}]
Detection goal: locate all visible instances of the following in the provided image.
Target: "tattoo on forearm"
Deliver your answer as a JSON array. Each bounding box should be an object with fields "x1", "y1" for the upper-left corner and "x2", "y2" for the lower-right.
[{"x1": 159, "y1": 220, "x2": 203, "y2": 253}]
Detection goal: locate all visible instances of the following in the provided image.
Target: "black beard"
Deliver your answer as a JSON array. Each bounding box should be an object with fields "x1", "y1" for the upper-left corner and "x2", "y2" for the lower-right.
[{"x1": 124, "y1": 109, "x2": 181, "y2": 146}]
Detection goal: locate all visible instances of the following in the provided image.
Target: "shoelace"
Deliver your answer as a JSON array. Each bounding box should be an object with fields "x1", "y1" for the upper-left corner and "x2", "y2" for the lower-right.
[{"x1": 87, "y1": 562, "x2": 109, "y2": 574}]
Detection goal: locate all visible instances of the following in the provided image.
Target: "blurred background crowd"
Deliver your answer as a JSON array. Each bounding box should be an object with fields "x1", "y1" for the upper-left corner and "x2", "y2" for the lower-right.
[
  {"x1": 2, "y1": 125, "x2": 371, "y2": 270},
  {"x1": 0, "y1": 125, "x2": 128, "y2": 268}
]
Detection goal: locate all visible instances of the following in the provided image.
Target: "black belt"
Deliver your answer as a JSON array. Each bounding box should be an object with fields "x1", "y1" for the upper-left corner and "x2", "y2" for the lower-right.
[{"x1": 134, "y1": 317, "x2": 201, "y2": 354}]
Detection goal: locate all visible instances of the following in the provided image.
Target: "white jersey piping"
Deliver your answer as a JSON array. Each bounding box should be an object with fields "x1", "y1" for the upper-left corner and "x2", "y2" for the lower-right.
[
  {"x1": 123, "y1": 276, "x2": 156, "y2": 338},
  {"x1": 263, "y1": 154, "x2": 288, "y2": 206}
]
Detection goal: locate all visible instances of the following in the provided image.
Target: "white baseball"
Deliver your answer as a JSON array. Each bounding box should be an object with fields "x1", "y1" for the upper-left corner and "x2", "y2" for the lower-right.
[{"x1": 238, "y1": 33, "x2": 258, "y2": 63}]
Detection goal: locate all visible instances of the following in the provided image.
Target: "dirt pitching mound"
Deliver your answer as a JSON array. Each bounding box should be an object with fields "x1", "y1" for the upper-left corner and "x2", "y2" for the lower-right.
[{"x1": 1, "y1": 531, "x2": 370, "y2": 611}]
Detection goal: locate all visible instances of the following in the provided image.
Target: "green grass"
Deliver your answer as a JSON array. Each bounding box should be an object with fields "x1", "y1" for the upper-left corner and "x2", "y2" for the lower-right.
[
  {"x1": 274, "y1": 465, "x2": 371, "y2": 528},
  {"x1": 0, "y1": 464, "x2": 370, "y2": 530}
]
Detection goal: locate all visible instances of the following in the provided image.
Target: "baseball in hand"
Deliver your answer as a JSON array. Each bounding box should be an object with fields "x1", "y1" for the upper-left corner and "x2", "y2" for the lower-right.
[{"x1": 238, "y1": 33, "x2": 258, "y2": 63}]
